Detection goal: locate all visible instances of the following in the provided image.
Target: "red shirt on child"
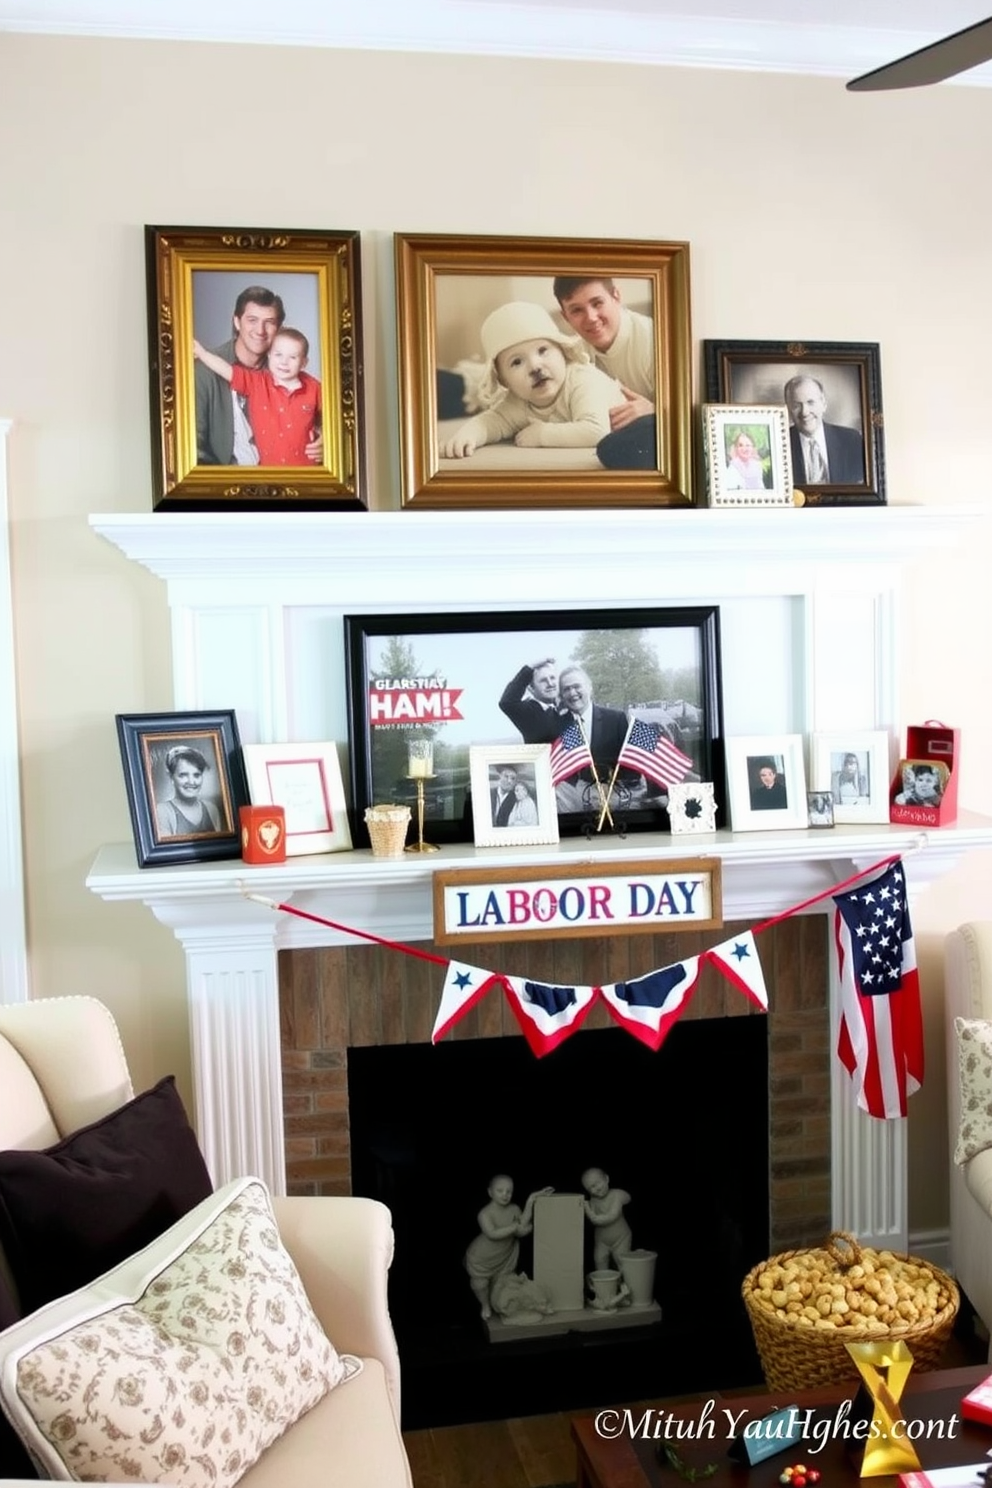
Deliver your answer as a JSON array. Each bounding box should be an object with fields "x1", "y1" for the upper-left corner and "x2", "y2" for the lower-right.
[{"x1": 228, "y1": 365, "x2": 322, "y2": 466}]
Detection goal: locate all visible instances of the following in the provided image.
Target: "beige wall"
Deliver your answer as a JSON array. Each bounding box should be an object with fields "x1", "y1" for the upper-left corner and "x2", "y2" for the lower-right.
[{"x1": 0, "y1": 33, "x2": 989, "y2": 1234}]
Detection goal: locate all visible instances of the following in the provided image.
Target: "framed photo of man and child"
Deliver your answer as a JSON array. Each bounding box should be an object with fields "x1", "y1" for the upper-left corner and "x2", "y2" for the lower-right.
[
  {"x1": 344, "y1": 605, "x2": 723, "y2": 847},
  {"x1": 395, "y1": 233, "x2": 693, "y2": 510},
  {"x1": 144, "y1": 225, "x2": 366, "y2": 511},
  {"x1": 703, "y1": 339, "x2": 886, "y2": 507}
]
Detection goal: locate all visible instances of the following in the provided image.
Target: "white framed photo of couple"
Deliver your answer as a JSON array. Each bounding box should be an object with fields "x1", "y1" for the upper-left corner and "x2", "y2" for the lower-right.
[
  {"x1": 702, "y1": 405, "x2": 794, "y2": 507},
  {"x1": 809, "y1": 730, "x2": 891, "y2": 824},
  {"x1": 394, "y1": 233, "x2": 692, "y2": 510},
  {"x1": 145, "y1": 225, "x2": 366, "y2": 511},
  {"x1": 468, "y1": 745, "x2": 559, "y2": 849}
]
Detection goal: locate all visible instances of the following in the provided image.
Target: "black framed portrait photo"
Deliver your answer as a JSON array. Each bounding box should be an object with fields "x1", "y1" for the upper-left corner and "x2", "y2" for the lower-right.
[
  {"x1": 116, "y1": 709, "x2": 250, "y2": 867},
  {"x1": 344, "y1": 606, "x2": 724, "y2": 847},
  {"x1": 703, "y1": 339, "x2": 885, "y2": 506}
]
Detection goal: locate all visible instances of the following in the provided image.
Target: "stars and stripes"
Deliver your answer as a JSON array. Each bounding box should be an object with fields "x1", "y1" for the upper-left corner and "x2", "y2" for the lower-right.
[
  {"x1": 833, "y1": 860, "x2": 923, "y2": 1119},
  {"x1": 427, "y1": 859, "x2": 918, "y2": 1097},
  {"x1": 549, "y1": 720, "x2": 593, "y2": 787},
  {"x1": 617, "y1": 718, "x2": 694, "y2": 791}
]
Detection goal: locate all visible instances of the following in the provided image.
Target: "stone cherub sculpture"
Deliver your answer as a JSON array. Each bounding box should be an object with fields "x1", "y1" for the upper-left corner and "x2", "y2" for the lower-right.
[
  {"x1": 581, "y1": 1166, "x2": 633, "y2": 1270},
  {"x1": 464, "y1": 1173, "x2": 554, "y2": 1320}
]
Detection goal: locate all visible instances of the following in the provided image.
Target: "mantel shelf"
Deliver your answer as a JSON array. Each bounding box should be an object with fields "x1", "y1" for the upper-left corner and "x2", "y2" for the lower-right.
[
  {"x1": 89, "y1": 505, "x2": 983, "y2": 607},
  {"x1": 88, "y1": 812, "x2": 992, "y2": 946}
]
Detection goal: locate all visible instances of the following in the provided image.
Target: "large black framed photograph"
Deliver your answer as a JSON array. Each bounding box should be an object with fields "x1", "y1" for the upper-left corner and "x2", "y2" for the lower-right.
[
  {"x1": 344, "y1": 607, "x2": 723, "y2": 846},
  {"x1": 703, "y1": 339, "x2": 885, "y2": 507},
  {"x1": 395, "y1": 233, "x2": 693, "y2": 510},
  {"x1": 116, "y1": 709, "x2": 250, "y2": 867},
  {"x1": 145, "y1": 225, "x2": 365, "y2": 511}
]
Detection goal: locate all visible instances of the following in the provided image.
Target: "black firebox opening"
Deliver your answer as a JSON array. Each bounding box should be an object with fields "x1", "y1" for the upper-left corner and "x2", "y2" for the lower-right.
[{"x1": 349, "y1": 1017, "x2": 768, "y2": 1428}]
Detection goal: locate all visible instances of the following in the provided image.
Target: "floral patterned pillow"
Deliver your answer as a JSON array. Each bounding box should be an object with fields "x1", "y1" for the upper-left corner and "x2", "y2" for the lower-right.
[
  {"x1": 0, "y1": 1176, "x2": 361, "y2": 1488},
  {"x1": 954, "y1": 1017, "x2": 992, "y2": 1165}
]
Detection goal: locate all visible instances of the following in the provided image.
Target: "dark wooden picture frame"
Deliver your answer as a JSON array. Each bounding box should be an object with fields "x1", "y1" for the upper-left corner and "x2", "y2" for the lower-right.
[
  {"x1": 116, "y1": 709, "x2": 249, "y2": 867},
  {"x1": 344, "y1": 606, "x2": 724, "y2": 847},
  {"x1": 145, "y1": 225, "x2": 366, "y2": 511},
  {"x1": 703, "y1": 339, "x2": 885, "y2": 506},
  {"x1": 395, "y1": 233, "x2": 693, "y2": 510}
]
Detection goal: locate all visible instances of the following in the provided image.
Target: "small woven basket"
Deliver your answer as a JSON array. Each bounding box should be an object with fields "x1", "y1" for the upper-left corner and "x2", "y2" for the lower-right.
[
  {"x1": 364, "y1": 804, "x2": 411, "y2": 859},
  {"x1": 741, "y1": 1230, "x2": 959, "y2": 1392}
]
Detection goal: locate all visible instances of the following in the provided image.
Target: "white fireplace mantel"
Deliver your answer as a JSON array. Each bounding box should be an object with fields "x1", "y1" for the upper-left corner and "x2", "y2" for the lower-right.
[{"x1": 87, "y1": 503, "x2": 992, "y2": 1248}]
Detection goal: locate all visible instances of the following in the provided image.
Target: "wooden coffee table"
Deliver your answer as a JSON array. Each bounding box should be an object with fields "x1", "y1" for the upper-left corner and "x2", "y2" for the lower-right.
[{"x1": 572, "y1": 1365, "x2": 992, "y2": 1488}]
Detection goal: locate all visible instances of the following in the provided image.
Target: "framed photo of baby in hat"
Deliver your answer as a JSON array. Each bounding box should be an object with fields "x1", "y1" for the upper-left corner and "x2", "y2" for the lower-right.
[{"x1": 395, "y1": 233, "x2": 692, "y2": 510}]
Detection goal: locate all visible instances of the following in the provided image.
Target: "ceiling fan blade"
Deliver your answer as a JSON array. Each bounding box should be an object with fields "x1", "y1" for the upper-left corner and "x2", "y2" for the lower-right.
[{"x1": 847, "y1": 15, "x2": 992, "y2": 91}]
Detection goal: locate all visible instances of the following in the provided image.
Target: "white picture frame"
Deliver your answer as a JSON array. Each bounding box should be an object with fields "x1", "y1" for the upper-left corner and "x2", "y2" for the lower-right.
[
  {"x1": 726, "y1": 734, "x2": 809, "y2": 832},
  {"x1": 469, "y1": 744, "x2": 559, "y2": 849},
  {"x1": 242, "y1": 741, "x2": 352, "y2": 856},
  {"x1": 809, "y1": 730, "x2": 891, "y2": 824},
  {"x1": 703, "y1": 404, "x2": 794, "y2": 507}
]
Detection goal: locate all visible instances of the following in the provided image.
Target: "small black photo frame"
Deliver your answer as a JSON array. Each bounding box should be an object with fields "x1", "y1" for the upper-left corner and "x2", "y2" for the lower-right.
[
  {"x1": 344, "y1": 605, "x2": 723, "y2": 847},
  {"x1": 116, "y1": 709, "x2": 249, "y2": 867},
  {"x1": 703, "y1": 339, "x2": 885, "y2": 507}
]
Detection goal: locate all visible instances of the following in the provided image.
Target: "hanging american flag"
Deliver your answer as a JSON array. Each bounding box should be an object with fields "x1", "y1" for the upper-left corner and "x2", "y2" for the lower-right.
[
  {"x1": 617, "y1": 718, "x2": 694, "y2": 790},
  {"x1": 549, "y1": 720, "x2": 592, "y2": 787},
  {"x1": 833, "y1": 859, "x2": 923, "y2": 1120}
]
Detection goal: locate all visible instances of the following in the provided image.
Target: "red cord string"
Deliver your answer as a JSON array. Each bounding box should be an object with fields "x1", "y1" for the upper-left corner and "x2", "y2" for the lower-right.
[{"x1": 250, "y1": 848, "x2": 910, "y2": 972}]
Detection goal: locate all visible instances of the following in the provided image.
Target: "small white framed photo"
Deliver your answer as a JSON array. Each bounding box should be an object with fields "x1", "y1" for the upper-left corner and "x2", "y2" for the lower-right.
[
  {"x1": 469, "y1": 745, "x2": 559, "y2": 849},
  {"x1": 242, "y1": 741, "x2": 352, "y2": 856},
  {"x1": 703, "y1": 404, "x2": 794, "y2": 507},
  {"x1": 809, "y1": 730, "x2": 891, "y2": 824},
  {"x1": 726, "y1": 734, "x2": 808, "y2": 831}
]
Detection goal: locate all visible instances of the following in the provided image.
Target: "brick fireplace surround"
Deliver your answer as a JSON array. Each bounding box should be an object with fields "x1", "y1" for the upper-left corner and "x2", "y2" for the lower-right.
[
  {"x1": 280, "y1": 917, "x2": 830, "y2": 1252},
  {"x1": 86, "y1": 504, "x2": 992, "y2": 1259}
]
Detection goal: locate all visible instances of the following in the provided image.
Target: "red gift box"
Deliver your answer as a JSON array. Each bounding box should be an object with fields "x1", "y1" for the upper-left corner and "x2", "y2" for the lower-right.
[
  {"x1": 960, "y1": 1369, "x2": 992, "y2": 1425},
  {"x1": 239, "y1": 805, "x2": 287, "y2": 864},
  {"x1": 889, "y1": 722, "x2": 960, "y2": 828}
]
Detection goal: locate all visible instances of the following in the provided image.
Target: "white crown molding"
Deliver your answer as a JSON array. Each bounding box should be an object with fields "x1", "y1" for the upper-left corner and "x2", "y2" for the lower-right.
[{"x1": 2, "y1": 1, "x2": 992, "y2": 87}]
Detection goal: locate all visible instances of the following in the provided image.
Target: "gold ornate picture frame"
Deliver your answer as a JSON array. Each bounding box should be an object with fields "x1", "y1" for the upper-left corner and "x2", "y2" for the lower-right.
[
  {"x1": 395, "y1": 232, "x2": 693, "y2": 510},
  {"x1": 145, "y1": 225, "x2": 366, "y2": 511}
]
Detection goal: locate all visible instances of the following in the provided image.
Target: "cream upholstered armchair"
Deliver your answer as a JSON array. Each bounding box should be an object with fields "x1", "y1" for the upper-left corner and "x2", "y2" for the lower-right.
[
  {"x1": 0, "y1": 996, "x2": 412, "y2": 1488},
  {"x1": 945, "y1": 922, "x2": 992, "y2": 1351}
]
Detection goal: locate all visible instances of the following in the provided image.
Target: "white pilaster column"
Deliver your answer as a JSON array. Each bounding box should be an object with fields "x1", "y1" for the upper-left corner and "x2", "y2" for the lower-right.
[{"x1": 149, "y1": 899, "x2": 285, "y2": 1195}]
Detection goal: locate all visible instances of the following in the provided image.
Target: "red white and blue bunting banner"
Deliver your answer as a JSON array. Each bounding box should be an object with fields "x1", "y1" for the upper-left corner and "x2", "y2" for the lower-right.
[{"x1": 243, "y1": 849, "x2": 923, "y2": 1117}]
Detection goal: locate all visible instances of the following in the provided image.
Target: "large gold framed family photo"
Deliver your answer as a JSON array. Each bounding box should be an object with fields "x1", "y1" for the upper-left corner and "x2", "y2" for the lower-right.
[
  {"x1": 395, "y1": 232, "x2": 693, "y2": 510},
  {"x1": 145, "y1": 225, "x2": 366, "y2": 511}
]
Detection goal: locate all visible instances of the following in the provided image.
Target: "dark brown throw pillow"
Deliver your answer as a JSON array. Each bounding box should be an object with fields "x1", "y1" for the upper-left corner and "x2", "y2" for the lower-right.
[{"x1": 0, "y1": 1075, "x2": 213, "y2": 1316}]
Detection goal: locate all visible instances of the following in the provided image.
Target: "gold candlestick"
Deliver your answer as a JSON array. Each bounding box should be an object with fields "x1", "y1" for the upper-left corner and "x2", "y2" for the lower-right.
[
  {"x1": 405, "y1": 740, "x2": 438, "y2": 853},
  {"x1": 405, "y1": 774, "x2": 439, "y2": 853}
]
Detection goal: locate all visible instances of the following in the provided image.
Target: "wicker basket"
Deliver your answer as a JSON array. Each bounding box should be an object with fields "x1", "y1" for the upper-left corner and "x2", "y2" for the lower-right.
[
  {"x1": 742, "y1": 1230, "x2": 959, "y2": 1392},
  {"x1": 364, "y1": 804, "x2": 411, "y2": 859}
]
